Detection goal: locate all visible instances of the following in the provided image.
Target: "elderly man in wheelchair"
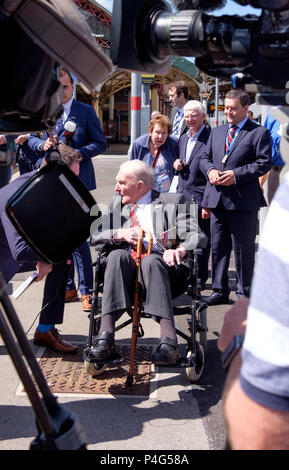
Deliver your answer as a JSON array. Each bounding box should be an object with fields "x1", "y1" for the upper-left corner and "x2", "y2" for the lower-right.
[{"x1": 89, "y1": 160, "x2": 207, "y2": 372}]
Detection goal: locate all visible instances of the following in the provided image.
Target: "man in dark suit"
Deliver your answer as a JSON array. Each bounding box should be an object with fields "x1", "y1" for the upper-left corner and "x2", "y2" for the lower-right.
[
  {"x1": 0, "y1": 144, "x2": 81, "y2": 352},
  {"x1": 174, "y1": 100, "x2": 211, "y2": 291},
  {"x1": 168, "y1": 81, "x2": 189, "y2": 139},
  {"x1": 0, "y1": 134, "x2": 15, "y2": 188},
  {"x1": 89, "y1": 160, "x2": 207, "y2": 367},
  {"x1": 200, "y1": 89, "x2": 272, "y2": 305},
  {"x1": 28, "y1": 68, "x2": 106, "y2": 313}
]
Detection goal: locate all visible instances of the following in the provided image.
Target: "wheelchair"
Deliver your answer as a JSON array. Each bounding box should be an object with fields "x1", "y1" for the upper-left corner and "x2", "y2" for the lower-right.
[{"x1": 82, "y1": 245, "x2": 208, "y2": 386}]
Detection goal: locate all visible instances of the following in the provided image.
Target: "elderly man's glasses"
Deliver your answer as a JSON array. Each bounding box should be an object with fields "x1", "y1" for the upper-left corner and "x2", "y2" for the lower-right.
[{"x1": 185, "y1": 113, "x2": 202, "y2": 119}]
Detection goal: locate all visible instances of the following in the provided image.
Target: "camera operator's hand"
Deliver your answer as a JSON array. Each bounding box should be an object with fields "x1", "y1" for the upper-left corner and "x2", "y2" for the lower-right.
[{"x1": 35, "y1": 261, "x2": 53, "y2": 282}]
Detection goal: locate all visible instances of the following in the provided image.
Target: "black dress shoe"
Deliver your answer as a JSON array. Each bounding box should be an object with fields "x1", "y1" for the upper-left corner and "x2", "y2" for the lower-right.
[
  {"x1": 202, "y1": 291, "x2": 230, "y2": 306},
  {"x1": 88, "y1": 331, "x2": 115, "y2": 362},
  {"x1": 151, "y1": 336, "x2": 181, "y2": 366}
]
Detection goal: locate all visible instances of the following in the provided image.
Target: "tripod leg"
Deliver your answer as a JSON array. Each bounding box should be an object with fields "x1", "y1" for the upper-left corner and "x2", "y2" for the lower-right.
[
  {"x1": 0, "y1": 274, "x2": 87, "y2": 449},
  {"x1": 1, "y1": 289, "x2": 56, "y2": 403},
  {"x1": 0, "y1": 304, "x2": 55, "y2": 437}
]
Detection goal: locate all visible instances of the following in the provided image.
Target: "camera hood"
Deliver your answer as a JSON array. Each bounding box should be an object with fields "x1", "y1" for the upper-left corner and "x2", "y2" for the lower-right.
[{"x1": 1, "y1": 0, "x2": 113, "y2": 92}]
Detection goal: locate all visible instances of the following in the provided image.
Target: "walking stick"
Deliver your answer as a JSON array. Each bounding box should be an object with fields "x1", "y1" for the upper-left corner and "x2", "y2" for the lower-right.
[{"x1": 126, "y1": 228, "x2": 152, "y2": 386}]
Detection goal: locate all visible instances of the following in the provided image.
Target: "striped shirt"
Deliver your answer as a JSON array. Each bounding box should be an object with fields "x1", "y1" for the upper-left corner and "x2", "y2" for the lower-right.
[{"x1": 240, "y1": 171, "x2": 289, "y2": 410}]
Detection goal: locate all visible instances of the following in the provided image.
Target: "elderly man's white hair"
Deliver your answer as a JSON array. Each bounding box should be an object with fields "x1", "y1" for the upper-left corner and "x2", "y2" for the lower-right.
[
  {"x1": 119, "y1": 160, "x2": 155, "y2": 187},
  {"x1": 184, "y1": 100, "x2": 206, "y2": 114}
]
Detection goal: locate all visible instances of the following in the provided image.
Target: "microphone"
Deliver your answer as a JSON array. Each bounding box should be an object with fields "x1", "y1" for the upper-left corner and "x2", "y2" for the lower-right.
[
  {"x1": 172, "y1": 0, "x2": 226, "y2": 11},
  {"x1": 63, "y1": 120, "x2": 77, "y2": 146}
]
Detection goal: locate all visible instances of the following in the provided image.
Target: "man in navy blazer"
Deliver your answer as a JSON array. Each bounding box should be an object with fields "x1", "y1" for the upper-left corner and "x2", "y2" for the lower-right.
[
  {"x1": 174, "y1": 100, "x2": 211, "y2": 290},
  {"x1": 28, "y1": 68, "x2": 106, "y2": 312},
  {"x1": 168, "y1": 81, "x2": 189, "y2": 139},
  {"x1": 200, "y1": 89, "x2": 272, "y2": 305}
]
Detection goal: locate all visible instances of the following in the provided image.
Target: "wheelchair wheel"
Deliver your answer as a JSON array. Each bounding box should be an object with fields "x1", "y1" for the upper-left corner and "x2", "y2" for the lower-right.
[
  {"x1": 199, "y1": 307, "x2": 207, "y2": 357},
  {"x1": 84, "y1": 360, "x2": 107, "y2": 377},
  {"x1": 186, "y1": 342, "x2": 205, "y2": 383}
]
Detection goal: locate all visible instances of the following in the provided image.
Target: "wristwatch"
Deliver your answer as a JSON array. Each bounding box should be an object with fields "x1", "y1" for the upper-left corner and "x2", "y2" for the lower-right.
[{"x1": 221, "y1": 334, "x2": 245, "y2": 371}]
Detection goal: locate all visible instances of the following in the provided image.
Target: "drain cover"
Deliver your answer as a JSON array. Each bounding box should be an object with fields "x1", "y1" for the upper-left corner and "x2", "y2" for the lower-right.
[{"x1": 34, "y1": 344, "x2": 153, "y2": 396}]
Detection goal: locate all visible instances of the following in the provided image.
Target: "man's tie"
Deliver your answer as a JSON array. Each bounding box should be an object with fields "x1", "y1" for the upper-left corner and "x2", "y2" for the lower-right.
[
  {"x1": 130, "y1": 205, "x2": 147, "y2": 263},
  {"x1": 225, "y1": 125, "x2": 238, "y2": 153},
  {"x1": 172, "y1": 110, "x2": 182, "y2": 136},
  {"x1": 55, "y1": 117, "x2": 64, "y2": 136}
]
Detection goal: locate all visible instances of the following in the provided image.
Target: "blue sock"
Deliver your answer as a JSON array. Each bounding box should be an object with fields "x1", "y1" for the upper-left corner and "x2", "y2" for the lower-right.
[{"x1": 37, "y1": 323, "x2": 54, "y2": 333}]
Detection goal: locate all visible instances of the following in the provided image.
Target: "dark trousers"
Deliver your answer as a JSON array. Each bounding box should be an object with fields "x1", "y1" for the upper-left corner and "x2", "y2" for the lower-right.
[
  {"x1": 40, "y1": 259, "x2": 72, "y2": 324},
  {"x1": 4, "y1": 257, "x2": 72, "y2": 325},
  {"x1": 197, "y1": 209, "x2": 211, "y2": 287},
  {"x1": 0, "y1": 165, "x2": 11, "y2": 189},
  {"x1": 210, "y1": 201, "x2": 257, "y2": 297},
  {"x1": 101, "y1": 249, "x2": 190, "y2": 320},
  {"x1": 66, "y1": 240, "x2": 93, "y2": 295}
]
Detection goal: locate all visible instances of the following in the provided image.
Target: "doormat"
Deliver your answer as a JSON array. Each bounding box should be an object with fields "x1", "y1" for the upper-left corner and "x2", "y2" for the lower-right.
[{"x1": 27, "y1": 343, "x2": 153, "y2": 397}]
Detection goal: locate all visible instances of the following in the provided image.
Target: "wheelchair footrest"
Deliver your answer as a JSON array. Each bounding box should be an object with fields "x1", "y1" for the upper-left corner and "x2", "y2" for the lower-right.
[
  {"x1": 153, "y1": 356, "x2": 191, "y2": 368},
  {"x1": 83, "y1": 347, "x2": 123, "y2": 367}
]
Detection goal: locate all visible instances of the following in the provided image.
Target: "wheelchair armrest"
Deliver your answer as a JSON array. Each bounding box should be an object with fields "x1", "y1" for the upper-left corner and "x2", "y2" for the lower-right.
[{"x1": 193, "y1": 248, "x2": 203, "y2": 256}]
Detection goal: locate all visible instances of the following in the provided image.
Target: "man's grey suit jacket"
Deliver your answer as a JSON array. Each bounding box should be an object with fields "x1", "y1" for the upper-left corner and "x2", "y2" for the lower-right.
[{"x1": 91, "y1": 191, "x2": 207, "y2": 254}]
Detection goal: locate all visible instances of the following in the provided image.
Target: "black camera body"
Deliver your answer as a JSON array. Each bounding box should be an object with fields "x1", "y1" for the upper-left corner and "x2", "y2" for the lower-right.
[{"x1": 111, "y1": 0, "x2": 289, "y2": 104}]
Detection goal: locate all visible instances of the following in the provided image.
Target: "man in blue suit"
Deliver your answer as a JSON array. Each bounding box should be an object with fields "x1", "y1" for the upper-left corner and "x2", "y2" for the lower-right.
[
  {"x1": 173, "y1": 100, "x2": 211, "y2": 290},
  {"x1": 200, "y1": 89, "x2": 272, "y2": 305},
  {"x1": 28, "y1": 68, "x2": 106, "y2": 312},
  {"x1": 0, "y1": 144, "x2": 81, "y2": 352}
]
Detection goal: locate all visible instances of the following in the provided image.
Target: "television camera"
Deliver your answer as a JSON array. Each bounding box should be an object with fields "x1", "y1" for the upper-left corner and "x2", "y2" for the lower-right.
[{"x1": 111, "y1": 0, "x2": 289, "y2": 105}]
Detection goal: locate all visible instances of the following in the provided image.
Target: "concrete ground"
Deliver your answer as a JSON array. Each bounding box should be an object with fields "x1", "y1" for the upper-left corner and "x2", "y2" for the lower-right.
[{"x1": 0, "y1": 145, "x2": 229, "y2": 451}]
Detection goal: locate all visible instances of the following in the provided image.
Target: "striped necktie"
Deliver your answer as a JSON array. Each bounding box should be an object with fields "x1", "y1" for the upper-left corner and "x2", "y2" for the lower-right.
[
  {"x1": 55, "y1": 116, "x2": 64, "y2": 135},
  {"x1": 172, "y1": 110, "x2": 182, "y2": 136},
  {"x1": 225, "y1": 125, "x2": 238, "y2": 153}
]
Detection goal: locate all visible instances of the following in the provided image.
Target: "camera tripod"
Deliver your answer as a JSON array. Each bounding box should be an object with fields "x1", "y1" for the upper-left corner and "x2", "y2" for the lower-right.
[{"x1": 0, "y1": 271, "x2": 87, "y2": 450}]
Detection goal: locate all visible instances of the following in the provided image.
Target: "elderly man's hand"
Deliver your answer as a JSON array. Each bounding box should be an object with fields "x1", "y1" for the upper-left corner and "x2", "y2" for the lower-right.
[
  {"x1": 163, "y1": 246, "x2": 186, "y2": 267},
  {"x1": 113, "y1": 227, "x2": 139, "y2": 245}
]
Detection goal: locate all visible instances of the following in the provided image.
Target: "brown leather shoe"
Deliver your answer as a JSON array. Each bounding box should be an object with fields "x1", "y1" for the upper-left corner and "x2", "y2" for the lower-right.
[
  {"x1": 34, "y1": 328, "x2": 78, "y2": 353},
  {"x1": 82, "y1": 295, "x2": 91, "y2": 312},
  {"x1": 65, "y1": 289, "x2": 78, "y2": 302}
]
